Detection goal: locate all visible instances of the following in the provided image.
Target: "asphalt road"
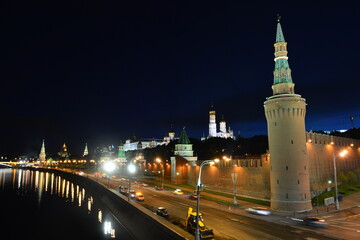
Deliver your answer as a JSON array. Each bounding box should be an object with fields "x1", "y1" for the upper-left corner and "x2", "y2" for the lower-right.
[{"x1": 112, "y1": 179, "x2": 336, "y2": 240}]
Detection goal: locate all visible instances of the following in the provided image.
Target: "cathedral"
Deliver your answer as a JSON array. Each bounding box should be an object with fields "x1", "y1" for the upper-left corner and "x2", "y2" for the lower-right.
[{"x1": 208, "y1": 106, "x2": 235, "y2": 139}]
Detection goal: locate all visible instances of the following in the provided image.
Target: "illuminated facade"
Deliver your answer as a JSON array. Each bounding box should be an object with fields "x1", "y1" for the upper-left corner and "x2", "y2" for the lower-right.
[
  {"x1": 264, "y1": 18, "x2": 312, "y2": 212},
  {"x1": 39, "y1": 139, "x2": 46, "y2": 162},
  {"x1": 208, "y1": 106, "x2": 234, "y2": 139}
]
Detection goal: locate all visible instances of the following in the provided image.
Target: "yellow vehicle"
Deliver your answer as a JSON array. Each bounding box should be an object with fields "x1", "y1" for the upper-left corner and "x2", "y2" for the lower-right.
[
  {"x1": 173, "y1": 189, "x2": 184, "y2": 195},
  {"x1": 185, "y1": 207, "x2": 214, "y2": 239}
]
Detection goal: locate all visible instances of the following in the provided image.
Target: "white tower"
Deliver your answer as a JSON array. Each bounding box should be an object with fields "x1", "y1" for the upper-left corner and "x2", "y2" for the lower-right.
[
  {"x1": 220, "y1": 116, "x2": 226, "y2": 133},
  {"x1": 83, "y1": 143, "x2": 89, "y2": 156},
  {"x1": 208, "y1": 106, "x2": 217, "y2": 137},
  {"x1": 39, "y1": 139, "x2": 46, "y2": 162},
  {"x1": 264, "y1": 17, "x2": 312, "y2": 212}
]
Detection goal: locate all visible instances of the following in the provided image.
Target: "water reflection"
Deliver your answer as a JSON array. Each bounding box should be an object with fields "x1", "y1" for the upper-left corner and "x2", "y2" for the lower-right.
[{"x1": 0, "y1": 168, "x2": 122, "y2": 239}]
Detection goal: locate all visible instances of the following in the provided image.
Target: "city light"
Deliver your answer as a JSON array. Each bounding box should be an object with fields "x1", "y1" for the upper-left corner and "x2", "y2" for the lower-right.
[{"x1": 103, "y1": 162, "x2": 116, "y2": 172}]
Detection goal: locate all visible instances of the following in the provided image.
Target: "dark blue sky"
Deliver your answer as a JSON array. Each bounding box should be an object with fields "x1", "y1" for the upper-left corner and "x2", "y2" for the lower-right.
[{"x1": 1, "y1": 1, "x2": 360, "y2": 157}]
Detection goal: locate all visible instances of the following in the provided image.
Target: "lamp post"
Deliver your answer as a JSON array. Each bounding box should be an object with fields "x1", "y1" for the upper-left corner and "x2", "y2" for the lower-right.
[
  {"x1": 195, "y1": 159, "x2": 219, "y2": 240},
  {"x1": 127, "y1": 163, "x2": 136, "y2": 201},
  {"x1": 156, "y1": 158, "x2": 164, "y2": 189},
  {"x1": 333, "y1": 149, "x2": 348, "y2": 210},
  {"x1": 224, "y1": 156, "x2": 237, "y2": 205}
]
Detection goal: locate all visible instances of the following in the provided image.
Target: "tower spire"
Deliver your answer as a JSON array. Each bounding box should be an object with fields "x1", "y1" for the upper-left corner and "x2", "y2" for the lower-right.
[
  {"x1": 272, "y1": 16, "x2": 294, "y2": 95},
  {"x1": 276, "y1": 15, "x2": 285, "y2": 43},
  {"x1": 39, "y1": 139, "x2": 46, "y2": 162}
]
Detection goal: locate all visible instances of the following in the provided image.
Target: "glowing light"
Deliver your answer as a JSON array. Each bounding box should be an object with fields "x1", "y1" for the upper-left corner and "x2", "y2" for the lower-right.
[
  {"x1": 104, "y1": 162, "x2": 116, "y2": 172},
  {"x1": 128, "y1": 164, "x2": 136, "y2": 174},
  {"x1": 339, "y1": 150, "x2": 348, "y2": 157}
]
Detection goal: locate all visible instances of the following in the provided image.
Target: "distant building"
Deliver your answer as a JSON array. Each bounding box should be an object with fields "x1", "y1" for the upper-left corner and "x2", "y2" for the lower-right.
[
  {"x1": 58, "y1": 143, "x2": 70, "y2": 159},
  {"x1": 39, "y1": 139, "x2": 46, "y2": 162},
  {"x1": 208, "y1": 106, "x2": 234, "y2": 139},
  {"x1": 123, "y1": 127, "x2": 176, "y2": 152}
]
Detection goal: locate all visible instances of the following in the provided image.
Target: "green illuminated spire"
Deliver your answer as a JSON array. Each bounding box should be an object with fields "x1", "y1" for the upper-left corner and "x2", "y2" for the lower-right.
[
  {"x1": 178, "y1": 127, "x2": 190, "y2": 144},
  {"x1": 276, "y1": 15, "x2": 285, "y2": 43},
  {"x1": 272, "y1": 16, "x2": 295, "y2": 94}
]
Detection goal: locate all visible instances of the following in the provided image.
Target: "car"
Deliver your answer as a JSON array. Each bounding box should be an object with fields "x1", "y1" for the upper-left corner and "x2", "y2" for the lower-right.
[
  {"x1": 141, "y1": 183, "x2": 149, "y2": 187},
  {"x1": 119, "y1": 186, "x2": 128, "y2": 194},
  {"x1": 245, "y1": 207, "x2": 271, "y2": 216},
  {"x1": 135, "y1": 192, "x2": 144, "y2": 201},
  {"x1": 301, "y1": 217, "x2": 327, "y2": 228},
  {"x1": 129, "y1": 189, "x2": 136, "y2": 198},
  {"x1": 156, "y1": 207, "x2": 169, "y2": 218},
  {"x1": 189, "y1": 194, "x2": 199, "y2": 200},
  {"x1": 155, "y1": 186, "x2": 163, "y2": 190},
  {"x1": 173, "y1": 189, "x2": 184, "y2": 195}
]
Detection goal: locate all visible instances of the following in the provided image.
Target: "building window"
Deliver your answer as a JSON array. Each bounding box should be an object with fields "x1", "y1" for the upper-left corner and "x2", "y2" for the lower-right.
[
  {"x1": 291, "y1": 140, "x2": 293, "y2": 144},
  {"x1": 286, "y1": 166, "x2": 288, "y2": 171},
  {"x1": 277, "y1": 179, "x2": 279, "y2": 184},
  {"x1": 286, "y1": 193, "x2": 288, "y2": 199},
  {"x1": 298, "y1": 180, "x2": 300, "y2": 184},
  {"x1": 304, "y1": 165, "x2": 306, "y2": 170},
  {"x1": 305, "y1": 193, "x2": 307, "y2": 199}
]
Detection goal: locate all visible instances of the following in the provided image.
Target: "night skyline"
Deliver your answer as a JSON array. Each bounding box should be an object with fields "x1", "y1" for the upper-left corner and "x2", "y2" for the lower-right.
[{"x1": 2, "y1": 1, "x2": 360, "y2": 157}]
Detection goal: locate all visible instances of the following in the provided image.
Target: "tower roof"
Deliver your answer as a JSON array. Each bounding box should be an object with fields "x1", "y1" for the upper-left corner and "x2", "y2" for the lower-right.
[
  {"x1": 276, "y1": 16, "x2": 285, "y2": 43},
  {"x1": 178, "y1": 127, "x2": 190, "y2": 144}
]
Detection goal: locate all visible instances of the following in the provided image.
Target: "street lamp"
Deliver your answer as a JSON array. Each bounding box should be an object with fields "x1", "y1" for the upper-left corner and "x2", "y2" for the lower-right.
[
  {"x1": 195, "y1": 159, "x2": 219, "y2": 240},
  {"x1": 127, "y1": 163, "x2": 136, "y2": 201},
  {"x1": 333, "y1": 149, "x2": 348, "y2": 210},
  {"x1": 224, "y1": 156, "x2": 237, "y2": 205},
  {"x1": 156, "y1": 158, "x2": 164, "y2": 189}
]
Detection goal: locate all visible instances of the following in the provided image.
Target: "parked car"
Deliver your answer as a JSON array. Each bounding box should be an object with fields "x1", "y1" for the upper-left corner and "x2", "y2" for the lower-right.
[
  {"x1": 245, "y1": 207, "x2": 271, "y2": 216},
  {"x1": 156, "y1": 207, "x2": 169, "y2": 218},
  {"x1": 173, "y1": 189, "x2": 184, "y2": 195}
]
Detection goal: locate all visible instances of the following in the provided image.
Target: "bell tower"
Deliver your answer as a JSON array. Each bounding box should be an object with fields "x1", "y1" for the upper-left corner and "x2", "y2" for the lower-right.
[{"x1": 264, "y1": 17, "x2": 312, "y2": 212}]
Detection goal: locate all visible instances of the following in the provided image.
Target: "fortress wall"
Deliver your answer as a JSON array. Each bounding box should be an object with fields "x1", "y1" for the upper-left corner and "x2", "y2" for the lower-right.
[
  {"x1": 306, "y1": 132, "x2": 360, "y2": 193},
  {"x1": 194, "y1": 155, "x2": 271, "y2": 200}
]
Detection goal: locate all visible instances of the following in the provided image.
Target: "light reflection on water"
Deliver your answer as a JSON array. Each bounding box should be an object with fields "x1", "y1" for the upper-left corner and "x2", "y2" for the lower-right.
[{"x1": 0, "y1": 168, "x2": 128, "y2": 239}]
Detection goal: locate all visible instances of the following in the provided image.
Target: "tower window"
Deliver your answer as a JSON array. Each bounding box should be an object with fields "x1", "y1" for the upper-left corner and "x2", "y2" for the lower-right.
[
  {"x1": 274, "y1": 122, "x2": 277, "y2": 126},
  {"x1": 277, "y1": 179, "x2": 279, "y2": 184},
  {"x1": 305, "y1": 193, "x2": 307, "y2": 199},
  {"x1": 286, "y1": 166, "x2": 288, "y2": 171},
  {"x1": 286, "y1": 193, "x2": 288, "y2": 199},
  {"x1": 304, "y1": 165, "x2": 307, "y2": 170},
  {"x1": 298, "y1": 180, "x2": 300, "y2": 184},
  {"x1": 291, "y1": 140, "x2": 293, "y2": 144}
]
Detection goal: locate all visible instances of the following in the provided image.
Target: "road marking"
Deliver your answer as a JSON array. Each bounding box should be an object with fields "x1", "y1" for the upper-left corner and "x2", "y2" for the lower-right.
[{"x1": 328, "y1": 223, "x2": 360, "y2": 232}]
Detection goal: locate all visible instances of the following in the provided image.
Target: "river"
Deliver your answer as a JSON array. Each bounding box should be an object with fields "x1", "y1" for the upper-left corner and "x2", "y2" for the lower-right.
[{"x1": 0, "y1": 168, "x2": 132, "y2": 240}]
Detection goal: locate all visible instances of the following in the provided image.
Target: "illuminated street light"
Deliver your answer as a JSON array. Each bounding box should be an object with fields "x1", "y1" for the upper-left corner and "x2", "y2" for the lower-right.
[
  {"x1": 224, "y1": 156, "x2": 237, "y2": 205},
  {"x1": 333, "y1": 149, "x2": 348, "y2": 210},
  {"x1": 156, "y1": 158, "x2": 164, "y2": 189},
  {"x1": 195, "y1": 159, "x2": 218, "y2": 240},
  {"x1": 104, "y1": 161, "x2": 116, "y2": 173},
  {"x1": 127, "y1": 164, "x2": 136, "y2": 201}
]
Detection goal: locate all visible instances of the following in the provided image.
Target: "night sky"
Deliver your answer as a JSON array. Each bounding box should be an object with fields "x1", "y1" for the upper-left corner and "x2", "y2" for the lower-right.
[{"x1": 2, "y1": 1, "x2": 360, "y2": 157}]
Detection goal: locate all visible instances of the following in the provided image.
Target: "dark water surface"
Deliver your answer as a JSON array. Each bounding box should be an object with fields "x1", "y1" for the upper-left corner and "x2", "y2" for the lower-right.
[{"x1": 0, "y1": 168, "x2": 131, "y2": 240}]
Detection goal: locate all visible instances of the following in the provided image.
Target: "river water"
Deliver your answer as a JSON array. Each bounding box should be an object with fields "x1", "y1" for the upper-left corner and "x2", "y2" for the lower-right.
[{"x1": 0, "y1": 168, "x2": 131, "y2": 240}]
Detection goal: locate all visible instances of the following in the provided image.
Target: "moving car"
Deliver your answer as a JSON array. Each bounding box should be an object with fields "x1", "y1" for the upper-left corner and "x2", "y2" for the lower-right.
[
  {"x1": 173, "y1": 189, "x2": 184, "y2": 195},
  {"x1": 129, "y1": 189, "x2": 136, "y2": 198},
  {"x1": 156, "y1": 207, "x2": 169, "y2": 218},
  {"x1": 155, "y1": 186, "x2": 163, "y2": 190},
  {"x1": 301, "y1": 217, "x2": 327, "y2": 228},
  {"x1": 245, "y1": 207, "x2": 271, "y2": 216},
  {"x1": 135, "y1": 192, "x2": 144, "y2": 201}
]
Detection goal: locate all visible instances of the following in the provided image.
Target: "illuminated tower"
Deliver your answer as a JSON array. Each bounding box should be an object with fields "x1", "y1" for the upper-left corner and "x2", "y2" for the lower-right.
[
  {"x1": 118, "y1": 141, "x2": 127, "y2": 163},
  {"x1": 219, "y1": 115, "x2": 226, "y2": 133},
  {"x1": 263, "y1": 17, "x2": 312, "y2": 212},
  {"x1": 169, "y1": 125, "x2": 175, "y2": 141},
  {"x1": 59, "y1": 143, "x2": 70, "y2": 159},
  {"x1": 39, "y1": 139, "x2": 46, "y2": 162},
  {"x1": 83, "y1": 143, "x2": 89, "y2": 156},
  {"x1": 208, "y1": 105, "x2": 217, "y2": 137}
]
